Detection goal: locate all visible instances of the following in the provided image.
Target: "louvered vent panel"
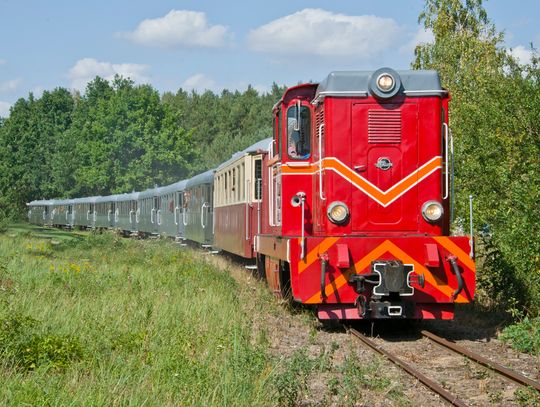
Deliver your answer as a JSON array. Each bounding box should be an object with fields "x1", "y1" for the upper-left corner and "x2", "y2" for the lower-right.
[
  {"x1": 315, "y1": 109, "x2": 325, "y2": 137},
  {"x1": 315, "y1": 109, "x2": 325, "y2": 159},
  {"x1": 368, "y1": 110, "x2": 402, "y2": 143}
]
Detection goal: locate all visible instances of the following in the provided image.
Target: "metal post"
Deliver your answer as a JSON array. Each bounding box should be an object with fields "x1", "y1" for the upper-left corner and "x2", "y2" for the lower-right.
[{"x1": 469, "y1": 195, "x2": 474, "y2": 258}]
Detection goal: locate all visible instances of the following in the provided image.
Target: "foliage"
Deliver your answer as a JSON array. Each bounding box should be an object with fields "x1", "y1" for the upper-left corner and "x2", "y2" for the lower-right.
[
  {"x1": 0, "y1": 77, "x2": 284, "y2": 218},
  {"x1": 0, "y1": 313, "x2": 83, "y2": 371},
  {"x1": 499, "y1": 317, "x2": 540, "y2": 355},
  {"x1": 413, "y1": 0, "x2": 540, "y2": 313}
]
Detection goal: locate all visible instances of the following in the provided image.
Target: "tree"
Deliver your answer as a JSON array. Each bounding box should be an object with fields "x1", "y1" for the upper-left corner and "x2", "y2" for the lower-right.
[{"x1": 414, "y1": 0, "x2": 540, "y2": 312}]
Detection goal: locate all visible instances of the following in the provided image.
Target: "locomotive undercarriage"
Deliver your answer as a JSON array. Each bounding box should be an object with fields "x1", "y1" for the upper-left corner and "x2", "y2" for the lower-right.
[{"x1": 349, "y1": 260, "x2": 425, "y2": 319}]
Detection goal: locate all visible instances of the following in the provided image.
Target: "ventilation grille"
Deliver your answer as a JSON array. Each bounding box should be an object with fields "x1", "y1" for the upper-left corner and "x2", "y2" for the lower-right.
[
  {"x1": 368, "y1": 110, "x2": 402, "y2": 143},
  {"x1": 315, "y1": 109, "x2": 325, "y2": 137},
  {"x1": 315, "y1": 109, "x2": 325, "y2": 160}
]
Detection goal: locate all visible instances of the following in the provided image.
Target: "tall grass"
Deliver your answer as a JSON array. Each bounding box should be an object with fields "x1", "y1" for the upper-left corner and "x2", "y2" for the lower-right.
[{"x1": 0, "y1": 227, "x2": 273, "y2": 406}]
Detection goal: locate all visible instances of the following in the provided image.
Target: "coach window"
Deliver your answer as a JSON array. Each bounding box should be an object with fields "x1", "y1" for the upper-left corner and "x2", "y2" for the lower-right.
[
  {"x1": 287, "y1": 104, "x2": 311, "y2": 160},
  {"x1": 241, "y1": 162, "x2": 245, "y2": 201},
  {"x1": 254, "y1": 158, "x2": 262, "y2": 201}
]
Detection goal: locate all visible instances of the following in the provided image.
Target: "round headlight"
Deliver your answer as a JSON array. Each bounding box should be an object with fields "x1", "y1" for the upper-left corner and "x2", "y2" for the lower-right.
[
  {"x1": 422, "y1": 201, "x2": 444, "y2": 222},
  {"x1": 377, "y1": 74, "x2": 395, "y2": 92},
  {"x1": 327, "y1": 201, "x2": 349, "y2": 225}
]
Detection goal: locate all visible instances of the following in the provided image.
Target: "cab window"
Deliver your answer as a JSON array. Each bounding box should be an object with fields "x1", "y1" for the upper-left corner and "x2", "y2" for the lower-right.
[{"x1": 287, "y1": 105, "x2": 311, "y2": 159}]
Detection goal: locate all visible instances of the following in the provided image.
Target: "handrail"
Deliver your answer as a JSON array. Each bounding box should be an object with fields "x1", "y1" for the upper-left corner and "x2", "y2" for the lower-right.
[
  {"x1": 107, "y1": 209, "x2": 111, "y2": 222},
  {"x1": 174, "y1": 206, "x2": 179, "y2": 225},
  {"x1": 87, "y1": 210, "x2": 90, "y2": 221},
  {"x1": 150, "y1": 208, "x2": 155, "y2": 224},
  {"x1": 318, "y1": 123, "x2": 326, "y2": 200},
  {"x1": 182, "y1": 208, "x2": 187, "y2": 226},
  {"x1": 114, "y1": 209, "x2": 119, "y2": 223},
  {"x1": 201, "y1": 203, "x2": 208, "y2": 228},
  {"x1": 246, "y1": 179, "x2": 250, "y2": 240},
  {"x1": 135, "y1": 208, "x2": 140, "y2": 223},
  {"x1": 157, "y1": 209, "x2": 161, "y2": 226},
  {"x1": 443, "y1": 123, "x2": 449, "y2": 200},
  {"x1": 129, "y1": 210, "x2": 134, "y2": 224},
  {"x1": 268, "y1": 165, "x2": 274, "y2": 226}
]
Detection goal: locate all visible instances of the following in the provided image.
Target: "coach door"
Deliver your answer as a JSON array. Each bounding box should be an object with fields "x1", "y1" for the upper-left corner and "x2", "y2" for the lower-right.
[{"x1": 350, "y1": 102, "x2": 418, "y2": 232}]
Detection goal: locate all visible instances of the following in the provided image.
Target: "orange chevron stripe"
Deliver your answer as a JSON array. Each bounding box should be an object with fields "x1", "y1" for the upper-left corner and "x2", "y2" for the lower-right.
[
  {"x1": 298, "y1": 237, "x2": 340, "y2": 274},
  {"x1": 282, "y1": 157, "x2": 442, "y2": 207},
  {"x1": 433, "y1": 236, "x2": 475, "y2": 272},
  {"x1": 305, "y1": 239, "x2": 468, "y2": 304}
]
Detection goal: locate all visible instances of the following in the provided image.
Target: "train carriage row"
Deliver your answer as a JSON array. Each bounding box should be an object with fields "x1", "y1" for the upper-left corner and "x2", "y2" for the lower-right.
[
  {"x1": 28, "y1": 67, "x2": 476, "y2": 321},
  {"x1": 28, "y1": 141, "x2": 267, "y2": 250}
]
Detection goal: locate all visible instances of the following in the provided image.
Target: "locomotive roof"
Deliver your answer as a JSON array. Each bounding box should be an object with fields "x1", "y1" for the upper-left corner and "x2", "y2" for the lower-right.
[
  {"x1": 186, "y1": 169, "x2": 215, "y2": 188},
  {"x1": 314, "y1": 69, "x2": 445, "y2": 101},
  {"x1": 216, "y1": 137, "x2": 272, "y2": 171}
]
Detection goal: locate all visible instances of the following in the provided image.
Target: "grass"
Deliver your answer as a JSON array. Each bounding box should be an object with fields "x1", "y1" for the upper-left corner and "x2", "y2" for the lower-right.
[
  {"x1": 0, "y1": 224, "x2": 408, "y2": 406},
  {"x1": 0, "y1": 224, "x2": 273, "y2": 406}
]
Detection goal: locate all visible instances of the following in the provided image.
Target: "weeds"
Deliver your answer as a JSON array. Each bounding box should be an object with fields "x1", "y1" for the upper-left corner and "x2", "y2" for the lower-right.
[
  {"x1": 0, "y1": 313, "x2": 82, "y2": 371},
  {"x1": 500, "y1": 316, "x2": 540, "y2": 355}
]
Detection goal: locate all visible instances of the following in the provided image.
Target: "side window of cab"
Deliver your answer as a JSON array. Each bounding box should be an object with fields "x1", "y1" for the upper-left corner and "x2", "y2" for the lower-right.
[{"x1": 287, "y1": 103, "x2": 311, "y2": 160}]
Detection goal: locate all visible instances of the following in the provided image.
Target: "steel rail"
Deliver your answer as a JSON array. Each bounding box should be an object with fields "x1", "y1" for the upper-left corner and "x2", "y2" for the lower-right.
[
  {"x1": 348, "y1": 327, "x2": 468, "y2": 407},
  {"x1": 421, "y1": 330, "x2": 540, "y2": 392}
]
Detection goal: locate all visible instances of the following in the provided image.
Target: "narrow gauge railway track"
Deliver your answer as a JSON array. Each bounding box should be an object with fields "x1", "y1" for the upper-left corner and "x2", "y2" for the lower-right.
[
  {"x1": 420, "y1": 330, "x2": 540, "y2": 392},
  {"x1": 347, "y1": 326, "x2": 540, "y2": 407}
]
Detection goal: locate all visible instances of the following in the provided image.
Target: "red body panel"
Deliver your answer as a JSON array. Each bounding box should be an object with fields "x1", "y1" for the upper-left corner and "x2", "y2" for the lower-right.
[{"x1": 215, "y1": 203, "x2": 257, "y2": 258}]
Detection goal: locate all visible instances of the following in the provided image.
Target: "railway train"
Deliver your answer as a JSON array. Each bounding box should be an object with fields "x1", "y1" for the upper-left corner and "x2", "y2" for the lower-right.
[{"x1": 28, "y1": 67, "x2": 476, "y2": 320}]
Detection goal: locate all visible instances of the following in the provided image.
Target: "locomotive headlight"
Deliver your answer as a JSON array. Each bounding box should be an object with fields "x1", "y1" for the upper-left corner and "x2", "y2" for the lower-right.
[
  {"x1": 377, "y1": 73, "x2": 395, "y2": 92},
  {"x1": 422, "y1": 201, "x2": 444, "y2": 222},
  {"x1": 327, "y1": 201, "x2": 349, "y2": 225}
]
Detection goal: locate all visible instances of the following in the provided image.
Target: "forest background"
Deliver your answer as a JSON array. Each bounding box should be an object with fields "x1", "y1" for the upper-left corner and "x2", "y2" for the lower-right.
[{"x1": 0, "y1": 0, "x2": 538, "y2": 315}]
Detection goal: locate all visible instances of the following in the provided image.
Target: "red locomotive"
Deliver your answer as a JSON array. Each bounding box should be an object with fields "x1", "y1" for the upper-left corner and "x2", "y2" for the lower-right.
[{"x1": 247, "y1": 68, "x2": 475, "y2": 320}]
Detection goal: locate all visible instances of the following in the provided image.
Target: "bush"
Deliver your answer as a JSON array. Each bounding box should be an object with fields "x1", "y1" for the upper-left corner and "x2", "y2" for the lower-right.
[
  {"x1": 0, "y1": 313, "x2": 83, "y2": 371},
  {"x1": 499, "y1": 317, "x2": 540, "y2": 355}
]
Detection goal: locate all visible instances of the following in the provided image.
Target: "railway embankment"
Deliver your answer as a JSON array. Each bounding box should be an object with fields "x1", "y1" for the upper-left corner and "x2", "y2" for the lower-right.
[{"x1": 1, "y1": 224, "x2": 538, "y2": 406}]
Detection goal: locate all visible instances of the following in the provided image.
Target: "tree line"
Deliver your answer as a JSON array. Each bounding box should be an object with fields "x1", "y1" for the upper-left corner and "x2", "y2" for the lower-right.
[
  {"x1": 0, "y1": 77, "x2": 285, "y2": 216},
  {"x1": 0, "y1": 0, "x2": 538, "y2": 313}
]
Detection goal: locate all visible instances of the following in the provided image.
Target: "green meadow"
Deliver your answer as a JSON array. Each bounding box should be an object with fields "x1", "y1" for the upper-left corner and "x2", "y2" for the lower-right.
[{"x1": 0, "y1": 225, "x2": 277, "y2": 406}]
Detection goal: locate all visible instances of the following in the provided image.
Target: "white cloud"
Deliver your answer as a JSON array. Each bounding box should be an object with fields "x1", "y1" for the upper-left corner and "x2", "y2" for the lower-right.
[
  {"x1": 0, "y1": 77, "x2": 22, "y2": 93},
  {"x1": 0, "y1": 101, "x2": 11, "y2": 117},
  {"x1": 510, "y1": 45, "x2": 534, "y2": 65},
  {"x1": 0, "y1": 59, "x2": 6, "y2": 65},
  {"x1": 247, "y1": 8, "x2": 401, "y2": 58},
  {"x1": 182, "y1": 73, "x2": 217, "y2": 92},
  {"x1": 121, "y1": 10, "x2": 230, "y2": 48},
  {"x1": 68, "y1": 58, "x2": 150, "y2": 90},
  {"x1": 400, "y1": 27, "x2": 434, "y2": 55}
]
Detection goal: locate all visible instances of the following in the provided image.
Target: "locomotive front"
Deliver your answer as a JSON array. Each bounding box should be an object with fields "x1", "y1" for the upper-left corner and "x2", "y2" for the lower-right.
[{"x1": 257, "y1": 68, "x2": 475, "y2": 320}]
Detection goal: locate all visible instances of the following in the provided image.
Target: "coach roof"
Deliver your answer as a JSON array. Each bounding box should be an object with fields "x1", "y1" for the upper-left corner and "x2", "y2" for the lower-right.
[
  {"x1": 186, "y1": 169, "x2": 215, "y2": 188},
  {"x1": 314, "y1": 69, "x2": 445, "y2": 102},
  {"x1": 217, "y1": 138, "x2": 272, "y2": 171}
]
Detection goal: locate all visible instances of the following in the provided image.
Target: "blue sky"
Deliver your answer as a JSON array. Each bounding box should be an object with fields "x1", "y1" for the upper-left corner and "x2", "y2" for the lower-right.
[{"x1": 0, "y1": 0, "x2": 538, "y2": 117}]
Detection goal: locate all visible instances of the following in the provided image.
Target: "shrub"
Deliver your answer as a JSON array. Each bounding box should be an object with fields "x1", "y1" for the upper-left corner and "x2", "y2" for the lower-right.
[{"x1": 499, "y1": 317, "x2": 540, "y2": 355}]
